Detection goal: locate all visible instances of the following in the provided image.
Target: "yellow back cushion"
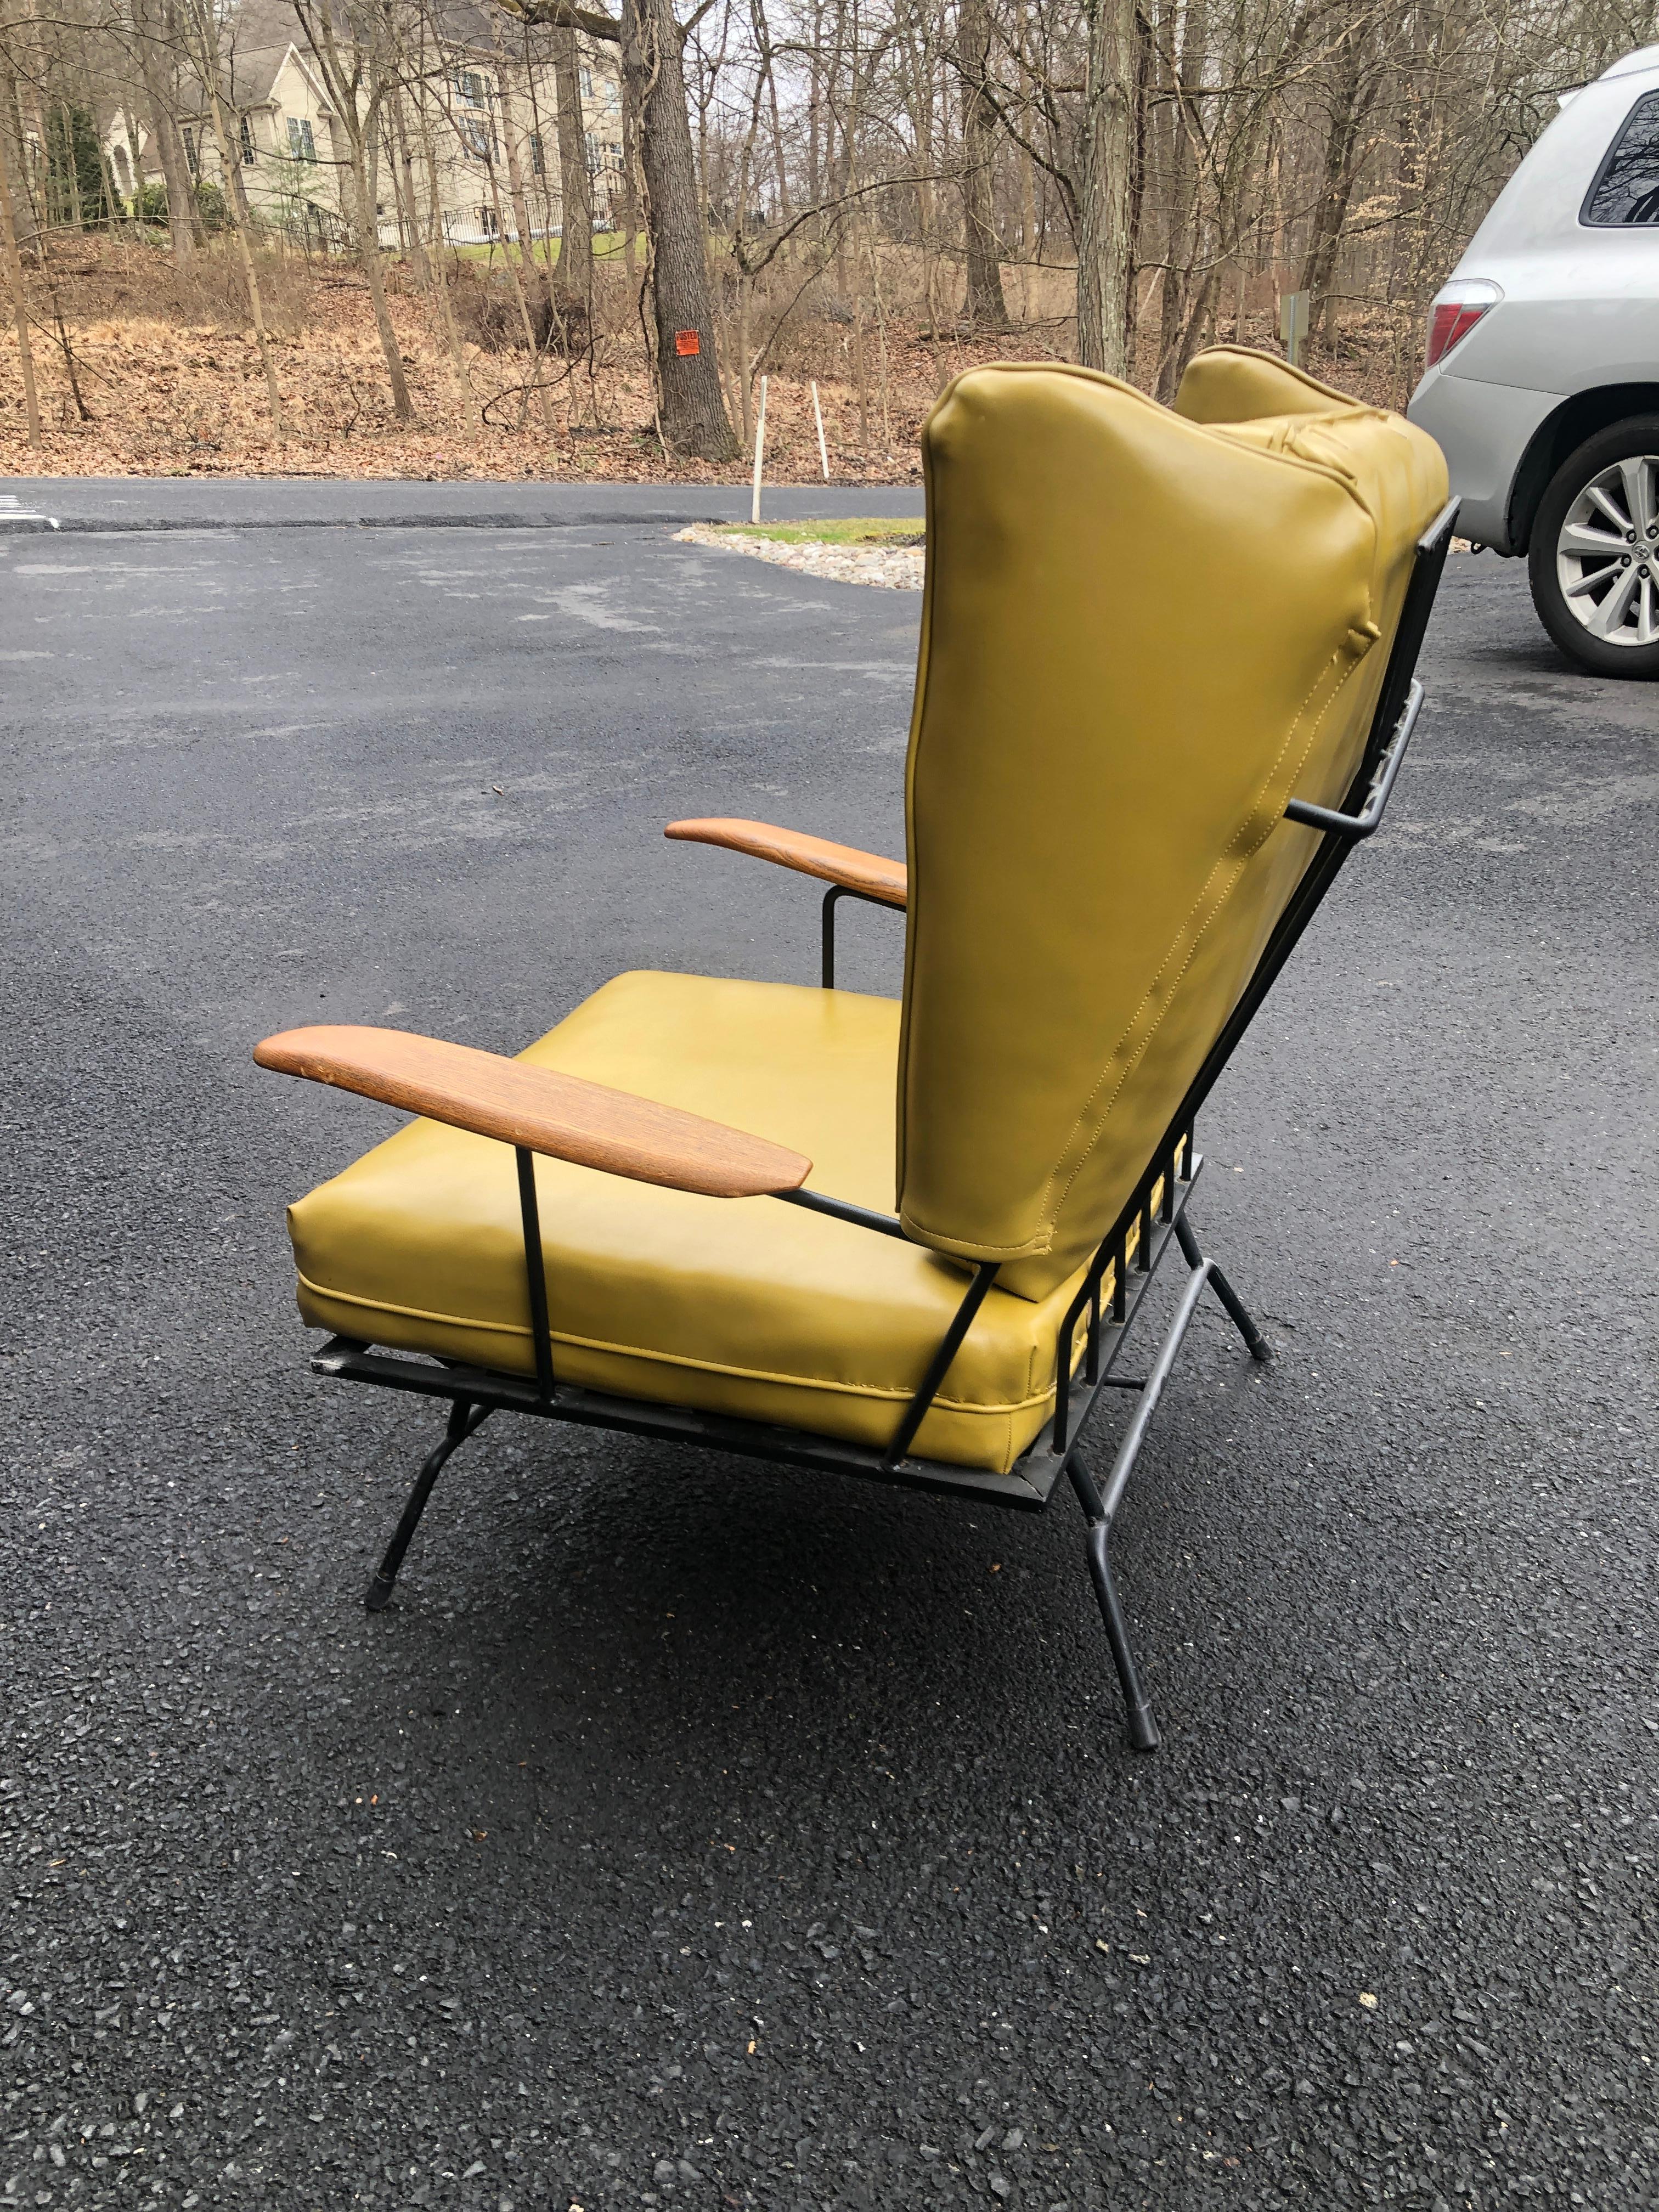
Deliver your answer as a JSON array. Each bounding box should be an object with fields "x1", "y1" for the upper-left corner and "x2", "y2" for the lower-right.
[
  {"x1": 1172, "y1": 343, "x2": 1364, "y2": 426},
  {"x1": 894, "y1": 354, "x2": 1447, "y2": 1299}
]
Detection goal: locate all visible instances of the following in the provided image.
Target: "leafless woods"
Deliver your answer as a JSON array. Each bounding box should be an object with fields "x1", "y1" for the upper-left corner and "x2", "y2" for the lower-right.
[{"x1": 0, "y1": 0, "x2": 1652, "y2": 468}]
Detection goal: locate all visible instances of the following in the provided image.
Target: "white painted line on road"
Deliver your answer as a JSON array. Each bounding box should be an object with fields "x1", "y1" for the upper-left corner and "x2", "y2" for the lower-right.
[{"x1": 0, "y1": 492, "x2": 59, "y2": 532}]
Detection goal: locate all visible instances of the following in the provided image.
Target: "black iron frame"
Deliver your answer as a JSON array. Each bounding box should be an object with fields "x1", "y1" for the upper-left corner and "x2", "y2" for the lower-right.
[{"x1": 306, "y1": 500, "x2": 1458, "y2": 1751}]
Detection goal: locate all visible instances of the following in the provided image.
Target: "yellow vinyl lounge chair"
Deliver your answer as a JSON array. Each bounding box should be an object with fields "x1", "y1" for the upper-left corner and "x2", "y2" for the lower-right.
[{"x1": 256, "y1": 349, "x2": 1454, "y2": 1750}]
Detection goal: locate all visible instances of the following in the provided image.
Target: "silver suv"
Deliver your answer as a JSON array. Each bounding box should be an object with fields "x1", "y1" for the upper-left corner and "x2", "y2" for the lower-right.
[{"x1": 1409, "y1": 44, "x2": 1659, "y2": 676}]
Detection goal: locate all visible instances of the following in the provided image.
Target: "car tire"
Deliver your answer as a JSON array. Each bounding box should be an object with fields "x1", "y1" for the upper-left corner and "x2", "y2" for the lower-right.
[{"x1": 1528, "y1": 416, "x2": 1659, "y2": 677}]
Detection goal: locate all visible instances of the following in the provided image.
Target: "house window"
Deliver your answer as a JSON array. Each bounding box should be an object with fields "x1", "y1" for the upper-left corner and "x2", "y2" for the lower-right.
[
  {"x1": 579, "y1": 66, "x2": 592, "y2": 97},
  {"x1": 454, "y1": 70, "x2": 487, "y2": 107},
  {"x1": 239, "y1": 114, "x2": 256, "y2": 165},
  {"x1": 182, "y1": 124, "x2": 199, "y2": 178},
  {"x1": 479, "y1": 204, "x2": 498, "y2": 238},
  {"x1": 287, "y1": 116, "x2": 317, "y2": 163},
  {"x1": 529, "y1": 131, "x2": 544, "y2": 176},
  {"x1": 459, "y1": 115, "x2": 495, "y2": 162}
]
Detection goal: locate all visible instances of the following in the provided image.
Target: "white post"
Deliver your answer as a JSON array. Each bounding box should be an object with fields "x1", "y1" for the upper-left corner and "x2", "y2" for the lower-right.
[
  {"x1": 812, "y1": 379, "x2": 829, "y2": 481},
  {"x1": 750, "y1": 375, "x2": 769, "y2": 524}
]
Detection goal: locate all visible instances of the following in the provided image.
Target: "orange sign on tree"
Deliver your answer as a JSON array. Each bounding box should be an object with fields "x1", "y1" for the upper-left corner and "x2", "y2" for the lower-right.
[{"x1": 674, "y1": 329, "x2": 701, "y2": 357}]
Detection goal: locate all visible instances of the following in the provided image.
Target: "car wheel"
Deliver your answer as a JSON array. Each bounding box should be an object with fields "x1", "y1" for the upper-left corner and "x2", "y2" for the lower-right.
[{"x1": 1529, "y1": 417, "x2": 1659, "y2": 676}]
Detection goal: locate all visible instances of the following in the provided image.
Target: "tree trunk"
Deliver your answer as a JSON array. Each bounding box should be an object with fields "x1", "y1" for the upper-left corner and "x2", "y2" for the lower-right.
[
  {"x1": 621, "y1": 0, "x2": 736, "y2": 458},
  {"x1": 417, "y1": 102, "x2": 473, "y2": 395},
  {"x1": 499, "y1": 69, "x2": 548, "y2": 311},
  {"x1": 550, "y1": 24, "x2": 592, "y2": 308},
  {"x1": 0, "y1": 97, "x2": 41, "y2": 444},
  {"x1": 851, "y1": 284, "x2": 870, "y2": 442},
  {"x1": 749, "y1": 0, "x2": 791, "y2": 225},
  {"x1": 619, "y1": 35, "x2": 640, "y2": 284},
  {"x1": 157, "y1": 108, "x2": 200, "y2": 258},
  {"x1": 132, "y1": 0, "x2": 198, "y2": 266},
  {"x1": 1075, "y1": 0, "x2": 1138, "y2": 375},
  {"x1": 90, "y1": 84, "x2": 128, "y2": 230},
  {"x1": 957, "y1": 0, "x2": 1008, "y2": 329},
  {"x1": 1123, "y1": 2, "x2": 1150, "y2": 356},
  {"x1": 199, "y1": 69, "x2": 286, "y2": 440},
  {"x1": 0, "y1": 73, "x2": 39, "y2": 255},
  {"x1": 489, "y1": 154, "x2": 560, "y2": 435},
  {"x1": 1013, "y1": 0, "x2": 1037, "y2": 314},
  {"x1": 344, "y1": 132, "x2": 414, "y2": 419},
  {"x1": 1155, "y1": 0, "x2": 1203, "y2": 402},
  {"x1": 1299, "y1": 27, "x2": 1366, "y2": 343},
  {"x1": 120, "y1": 104, "x2": 147, "y2": 224},
  {"x1": 392, "y1": 97, "x2": 432, "y2": 286}
]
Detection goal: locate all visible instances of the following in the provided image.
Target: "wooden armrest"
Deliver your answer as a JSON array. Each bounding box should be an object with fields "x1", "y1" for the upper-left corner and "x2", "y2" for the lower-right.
[
  {"x1": 664, "y1": 817, "x2": 907, "y2": 907},
  {"x1": 253, "y1": 1025, "x2": 811, "y2": 1198}
]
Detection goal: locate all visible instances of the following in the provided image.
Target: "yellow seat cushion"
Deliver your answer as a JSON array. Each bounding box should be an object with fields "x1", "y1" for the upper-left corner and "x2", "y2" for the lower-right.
[{"x1": 287, "y1": 971, "x2": 1093, "y2": 1475}]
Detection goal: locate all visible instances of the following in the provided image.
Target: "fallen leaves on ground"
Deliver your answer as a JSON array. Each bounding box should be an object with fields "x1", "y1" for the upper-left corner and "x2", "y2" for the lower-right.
[{"x1": 1, "y1": 234, "x2": 1420, "y2": 486}]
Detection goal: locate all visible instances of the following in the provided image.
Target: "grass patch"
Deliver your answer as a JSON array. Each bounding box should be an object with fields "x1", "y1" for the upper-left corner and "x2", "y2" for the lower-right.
[{"x1": 714, "y1": 517, "x2": 924, "y2": 546}]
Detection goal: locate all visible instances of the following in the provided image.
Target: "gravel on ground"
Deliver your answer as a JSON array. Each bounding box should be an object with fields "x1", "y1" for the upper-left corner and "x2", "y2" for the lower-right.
[{"x1": 675, "y1": 521, "x2": 925, "y2": 589}]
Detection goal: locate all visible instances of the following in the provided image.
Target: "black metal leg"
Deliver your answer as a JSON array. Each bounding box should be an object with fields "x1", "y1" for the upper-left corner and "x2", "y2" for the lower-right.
[
  {"x1": 1066, "y1": 1453, "x2": 1159, "y2": 1752},
  {"x1": 1174, "y1": 1212, "x2": 1271, "y2": 1361},
  {"x1": 820, "y1": 885, "x2": 843, "y2": 988},
  {"x1": 1085, "y1": 1517, "x2": 1160, "y2": 1752},
  {"x1": 365, "y1": 1397, "x2": 492, "y2": 1612}
]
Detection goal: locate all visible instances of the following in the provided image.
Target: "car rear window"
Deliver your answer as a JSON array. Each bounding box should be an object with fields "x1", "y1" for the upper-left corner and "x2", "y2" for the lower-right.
[{"x1": 1583, "y1": 90, "x2": 1659, "y2": 224}]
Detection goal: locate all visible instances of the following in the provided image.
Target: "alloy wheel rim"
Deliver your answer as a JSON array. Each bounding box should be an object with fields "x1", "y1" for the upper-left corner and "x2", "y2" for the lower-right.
[{"x1": 1556, "y1": 455, "x2": 1659, "y2": 646}]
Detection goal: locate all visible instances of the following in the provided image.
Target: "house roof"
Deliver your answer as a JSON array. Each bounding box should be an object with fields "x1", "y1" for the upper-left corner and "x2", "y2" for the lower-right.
[{"x1": 221, "y1": 0, "x2": 315, "y2": 107}]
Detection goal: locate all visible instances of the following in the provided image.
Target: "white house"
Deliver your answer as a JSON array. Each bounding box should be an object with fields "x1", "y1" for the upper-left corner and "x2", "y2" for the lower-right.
[{"x1": 104, "y1": 0, "x2": 625, "y2": 253}]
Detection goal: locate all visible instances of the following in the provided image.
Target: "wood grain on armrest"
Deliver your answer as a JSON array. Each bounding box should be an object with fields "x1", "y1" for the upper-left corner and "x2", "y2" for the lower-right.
[
  {"x1": 253, "y1": 1025, "x2": 811, "y2": 1198},
  {"x1": 664, "y1": 817, "x2": 907, "y2": 907}
]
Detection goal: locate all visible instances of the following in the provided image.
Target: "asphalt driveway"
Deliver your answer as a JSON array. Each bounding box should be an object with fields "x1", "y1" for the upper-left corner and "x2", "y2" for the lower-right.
[{"x1": 1, "y1": 483, "x2": 1654, "y2": 2210}]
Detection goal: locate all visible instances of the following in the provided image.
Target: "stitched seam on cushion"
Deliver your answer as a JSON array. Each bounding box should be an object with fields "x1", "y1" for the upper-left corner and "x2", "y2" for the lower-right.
[
  {"x1": 899, "y1": 1215, "x2": 1053, "y2": 1255},
  {"x1": 1027, "y1": 643, "x2": 1348, "y2": 1237},
  {"x1": 296, "y1": 1271, "x2": 1055, "y2": 1415},
  {"x1": 899, "y1": 1190, "x2": 1154, "y2": 1261}
]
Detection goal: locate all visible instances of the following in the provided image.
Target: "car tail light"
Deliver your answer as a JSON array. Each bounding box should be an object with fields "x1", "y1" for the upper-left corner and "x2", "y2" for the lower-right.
[{"x1": 1425, "y1": 284, "x2": 1502, "y2": 370}]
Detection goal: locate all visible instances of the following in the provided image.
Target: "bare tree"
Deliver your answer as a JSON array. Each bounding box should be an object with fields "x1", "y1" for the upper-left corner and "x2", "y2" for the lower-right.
[
  {"x1": 1076, "y1": 0, "x2": 1137, "y2": 373},
  {"x1": 956, "y1": 0, "x2": 1008, "y2": 326},
  {"x1": 505, "y1": 0, "x2": 738, "y2": 455},
  {"x1": 290, "y1": 0, "x2": 416, "y2": 419},
  {"x1": 172, "y1": 0, "x2": 287, "y2": 437},
  {"x1": 129, "y1": 0, "x2": 200, "y2": 264},
  {"x1": 550, "y1": 21, "x2": 594, "y2": 308},
  {"x1": 0, "y1": 0, "x2": 41, "y2": 259},
  {"x1": 0, "y1": 72, "x2": 40, "y2": 444}
]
